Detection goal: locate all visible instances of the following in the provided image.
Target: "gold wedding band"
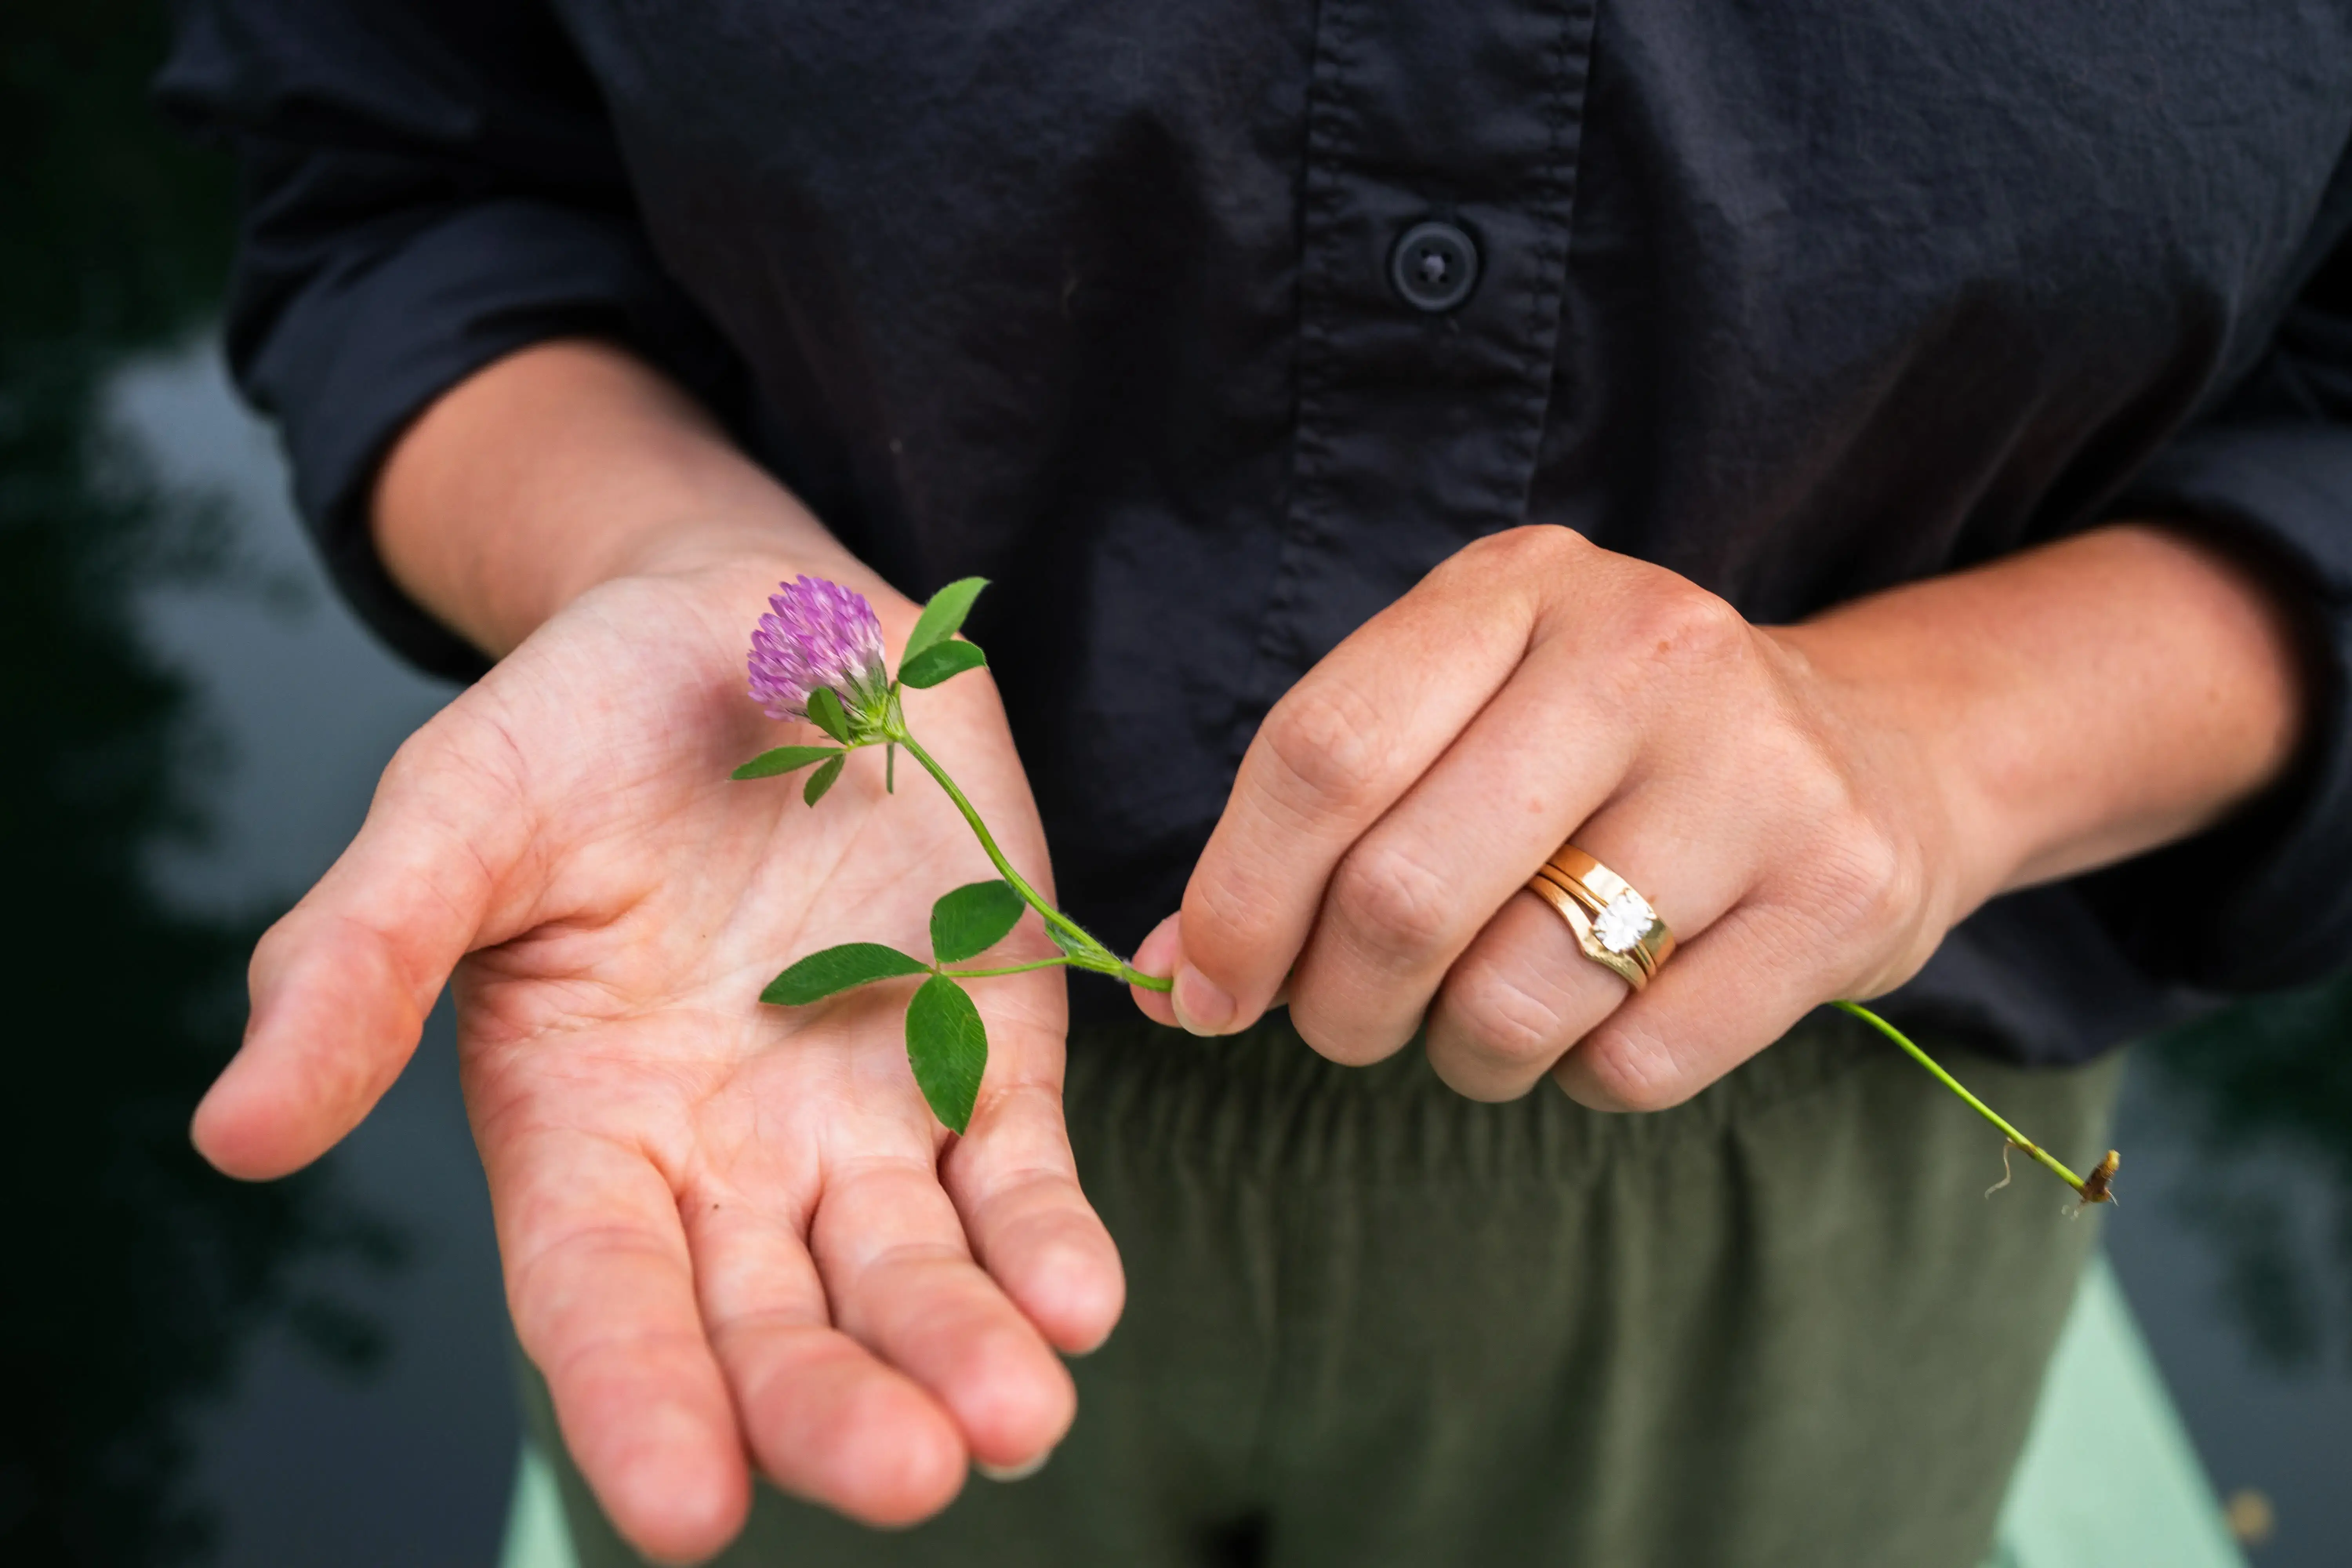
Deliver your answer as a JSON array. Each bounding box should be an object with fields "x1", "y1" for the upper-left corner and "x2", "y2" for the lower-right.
[{"x1": 1524, "y1": 844, "x2": 1676, "y2": 990}]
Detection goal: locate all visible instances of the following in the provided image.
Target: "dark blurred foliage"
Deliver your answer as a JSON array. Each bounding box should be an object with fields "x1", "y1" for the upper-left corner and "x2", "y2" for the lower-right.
[
  {"x1": 2141, "y1": 975, "x2": 2352, "y2": 1370},
  {"x1": 0, "y1": 3, "x2": 401, "y2": 1564}
]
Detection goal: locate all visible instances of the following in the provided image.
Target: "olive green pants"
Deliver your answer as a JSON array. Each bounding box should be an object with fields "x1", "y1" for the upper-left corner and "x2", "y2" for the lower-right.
[{"x1": 534, "y1": 1008, "x2": 2120, "y2": 1567}]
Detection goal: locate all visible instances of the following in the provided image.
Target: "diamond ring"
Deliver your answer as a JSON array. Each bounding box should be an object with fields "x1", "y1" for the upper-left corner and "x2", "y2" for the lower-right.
[{"x1": 1524, "y1": 844, "x2": 1676, "y2": 991}]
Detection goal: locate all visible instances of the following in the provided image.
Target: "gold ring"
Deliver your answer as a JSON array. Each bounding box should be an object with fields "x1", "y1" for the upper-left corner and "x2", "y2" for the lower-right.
[{"x1": 1524, "y1": 844, "x2": 1675, "y2": 989}]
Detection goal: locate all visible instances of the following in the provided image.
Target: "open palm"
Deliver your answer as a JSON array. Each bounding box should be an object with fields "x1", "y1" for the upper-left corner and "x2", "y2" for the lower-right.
[{"x1": 192, "y1": 559, "x2": 1122, "y2": 1563}]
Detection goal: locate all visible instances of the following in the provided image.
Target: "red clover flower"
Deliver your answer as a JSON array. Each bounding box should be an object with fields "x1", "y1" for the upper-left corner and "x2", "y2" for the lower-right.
[{"x1": 747, "y1": 575, "x2": 891, "y2": 728}]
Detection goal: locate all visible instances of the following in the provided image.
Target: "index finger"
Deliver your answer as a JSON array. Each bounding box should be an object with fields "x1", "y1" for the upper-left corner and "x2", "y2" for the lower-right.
[{"x1": 1171, "y1": 530, "x2": 1564, "y2": 1034}]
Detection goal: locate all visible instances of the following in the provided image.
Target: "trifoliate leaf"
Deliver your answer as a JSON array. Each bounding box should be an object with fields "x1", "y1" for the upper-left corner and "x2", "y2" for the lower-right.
[
  {"x1": 761, "y1": 942, "x2": 929, "y2": 1005},
  {"x1": 732, "y1": 744, "x2": 844, "y2": 780},
  {"x1": 802, "y1": 752, "x2": 846, "y2": 806},
  {"x1": 804, "y1": 685, "x2": 852, "y2": 743},
  {"x1": 929, "y1": 879, "x2": 1025, "y2": 964},
  {"x1": 906, "y1": 974, "x2": 987, "y2": 1134},
  {"x1": 903, "y1": 577, "x2": 989, "y2": 664},
  {"x1": 898, "y1": 639, "x2": 987, "y2": 689}
]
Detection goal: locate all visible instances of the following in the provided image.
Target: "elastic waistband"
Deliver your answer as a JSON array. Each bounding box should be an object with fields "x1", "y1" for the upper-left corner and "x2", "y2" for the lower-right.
[{"x1": 1062, "y1": 1005, "x2": 1910, "y2": 1189}]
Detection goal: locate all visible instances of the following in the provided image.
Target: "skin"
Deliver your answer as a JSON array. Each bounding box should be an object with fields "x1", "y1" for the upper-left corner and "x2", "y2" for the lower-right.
[
  {"x1": 1129, "y1": 505, "x2": 2306, "y2": 1112},
  {"x1": 190, "y1": 338, "x2": 2306, "y2": 1561},
  {"x1": 193, "y1": 343, "x2": 1118, "y2": 1562}
]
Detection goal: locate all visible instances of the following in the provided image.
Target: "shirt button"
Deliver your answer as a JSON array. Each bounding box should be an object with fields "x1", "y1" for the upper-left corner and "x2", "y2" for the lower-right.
[{"x1": 1389, "y1": 220, "x2": 1480, "y2": 313}]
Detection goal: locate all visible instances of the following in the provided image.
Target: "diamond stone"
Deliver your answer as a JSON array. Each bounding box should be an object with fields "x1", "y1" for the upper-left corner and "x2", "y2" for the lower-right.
[{"x1": 1593, "y1": 889, "x2": 1655, "y2": 953}]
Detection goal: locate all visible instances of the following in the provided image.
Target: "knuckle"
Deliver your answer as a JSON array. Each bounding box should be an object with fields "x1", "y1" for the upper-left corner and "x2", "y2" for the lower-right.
[
  {"x1": 381, "y1": 701, "x2": 529, "y2": 817},
  {"x1": 1451, "y1": 523, "x2": 1583, "y2": 580},
  {"x1": 1567, "y1": 1023, "x2": 1691, "y2": 1113},
  {"x1": 374, "y1": 726, "x2": 440, "y2": 801},
  {"x1": 246, "y1": 911, "x2": 301, "y2": 990},
  {"x1": 1772, "y1": 733, "x2": 1853, "y2": 816},
  {"x1": 1330, "y1": 841, "x2": 1458, "y2": 960},
  {"x1": 1744, "y1": 728, "x2": 1927, "y2": 964},
  {"x1": 1286, "y1": 990, "x2": 1410, "y2": 1067},
  {"x1": 1183, "y1": 864, "x2": 1283, "y2": 960},
  {"x1": 1793, "y1": 804, "x2": 1915, "y2": 941},
  {"x1": 1441, "y1": 961, "x2": 1572, "y2": 1076},
  {"x1": 1257, "y1": 679, "x2": 1394, "y2": 815},
  {"x1": 1626, "y1": 579, "x2": 1749, "y2": 675},
  {"x1": 1834, "y1": 826, "x2": 1912, "y2": 924}
]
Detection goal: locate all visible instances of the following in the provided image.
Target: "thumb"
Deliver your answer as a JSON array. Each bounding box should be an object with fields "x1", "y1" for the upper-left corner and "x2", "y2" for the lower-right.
[{"x1": 194, "y1": 719, "x2": 532, "y2": 1180}]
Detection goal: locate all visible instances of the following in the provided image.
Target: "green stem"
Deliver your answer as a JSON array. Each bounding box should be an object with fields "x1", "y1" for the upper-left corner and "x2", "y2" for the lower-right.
[
  {"x1": 942, "y1": 956, "x2": 1076, "y2": 979},
  {"x1": 1831, "y1": 999, "x2": 2089, "y2": 1196},
  {"x1": 887, "y1": 727, "x2": 1082, "y2": 944},
  {"x1": 888, "y1": 724, "x2": 1174, "y2": 992}
]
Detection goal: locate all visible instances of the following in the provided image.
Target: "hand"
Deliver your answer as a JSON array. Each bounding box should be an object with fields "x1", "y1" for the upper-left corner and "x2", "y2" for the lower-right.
[
  {"x1": 192, "y1": 555, "x2": 1122, "y2": 1562},
  {"x1": 1131, "y1": 521, "x2": 2298, "y2": 1110}
]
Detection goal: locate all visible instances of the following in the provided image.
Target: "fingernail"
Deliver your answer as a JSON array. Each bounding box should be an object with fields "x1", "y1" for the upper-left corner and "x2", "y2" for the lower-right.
[
  {"x1": 976, "y1": 1448, "x2": 1052, "y2": 1483},
  {"x1": 1171, "y1": 964, "x2": 1236, "y2": 1036}
]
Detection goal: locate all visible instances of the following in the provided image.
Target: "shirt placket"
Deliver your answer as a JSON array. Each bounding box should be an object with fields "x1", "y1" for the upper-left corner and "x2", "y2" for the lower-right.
[{"x1": 1245, "y1": 0, "x2": 1598, "y2": 727}]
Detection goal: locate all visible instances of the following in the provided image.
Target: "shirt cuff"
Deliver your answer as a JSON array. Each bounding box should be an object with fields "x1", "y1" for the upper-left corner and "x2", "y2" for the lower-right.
[
  {"x1": 2083, "y1": 420, "x2": 2352, "y2": 989},
  {"x1": 236, "y1": 196, "x2": 741, "y2": 682}
]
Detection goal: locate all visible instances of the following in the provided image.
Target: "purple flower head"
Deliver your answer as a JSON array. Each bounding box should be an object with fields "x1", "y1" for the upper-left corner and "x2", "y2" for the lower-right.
[{"x1": 748, "y1": 576, "x2": 891, "y2": 726}]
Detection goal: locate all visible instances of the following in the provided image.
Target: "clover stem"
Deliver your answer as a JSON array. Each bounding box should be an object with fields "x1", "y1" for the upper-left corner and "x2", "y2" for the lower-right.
[
  {"x1": 889, "y1": 725, "x2": 1173, "y2": 989},
  {"x1": 1120, "y1": 962, "x2": 1176, "y2": 993},
  {"x1": 942, "y1": 956, "x2": 1076, "y2": 979},
  {"x1": 888, "y1": 727, "x2": 1072, "y2": 939},
  {"x1": 1831, "y1": 999, "x2": 2094, "y2": 1198}
]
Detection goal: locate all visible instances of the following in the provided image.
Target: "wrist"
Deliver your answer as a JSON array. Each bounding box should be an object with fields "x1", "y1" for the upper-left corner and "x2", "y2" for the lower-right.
[
  {"x1": 598, "y1": 514, "x2": 914, "y2": 627},
  {"x1": 1771, "y1": 522, "x2": 2307, "y2": 911},
  {"x1": 372, "y1": 338, "x2": 899, "y2": 655}
]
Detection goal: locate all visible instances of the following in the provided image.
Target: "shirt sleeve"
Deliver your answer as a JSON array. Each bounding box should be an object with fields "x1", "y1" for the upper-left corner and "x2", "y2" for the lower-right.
[
  {"x1": 2084, "y1": 221, "x2": 2352, "y2": 992},
  {"x1": 156, "y1": 0, "x2": 745, "y2": 681}
]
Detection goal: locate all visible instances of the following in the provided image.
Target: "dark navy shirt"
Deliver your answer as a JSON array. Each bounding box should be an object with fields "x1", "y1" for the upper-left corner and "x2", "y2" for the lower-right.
[{"x1": 160, "y1": 0, "x2": 2352, "y2": 1063}]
